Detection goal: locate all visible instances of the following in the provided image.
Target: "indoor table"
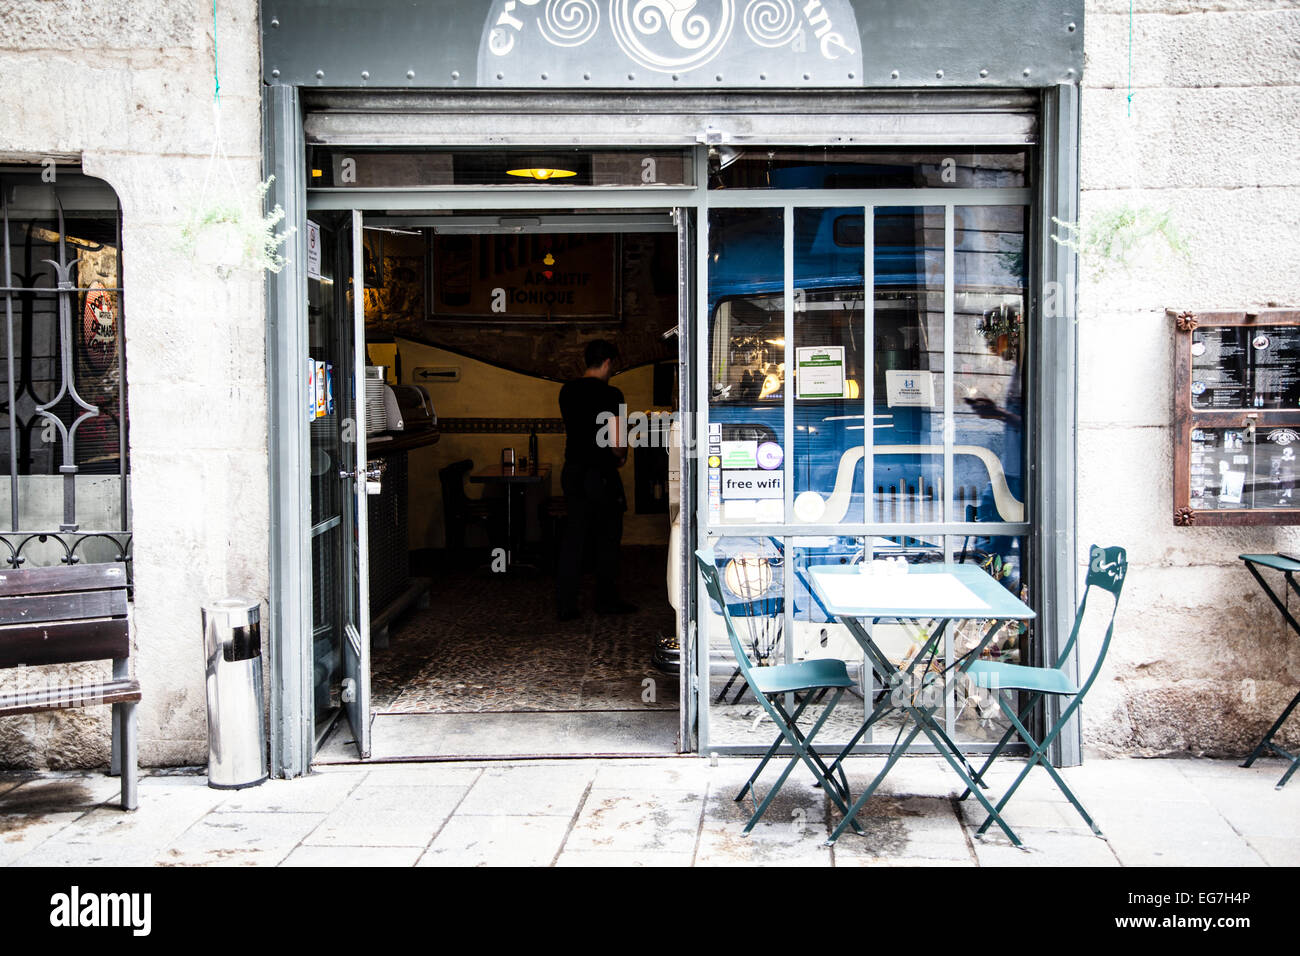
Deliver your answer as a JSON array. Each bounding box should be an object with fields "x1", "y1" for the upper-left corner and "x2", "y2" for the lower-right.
[
  {"x1": 805, "y1": 562, "x2": 1036, "y2": 846},
  {"x1": 1238, "y1": 553, "x2": 1300, "y2": 789},
  {"x1": 470, "y1": 463, "x2": 551, "y2": 569}
]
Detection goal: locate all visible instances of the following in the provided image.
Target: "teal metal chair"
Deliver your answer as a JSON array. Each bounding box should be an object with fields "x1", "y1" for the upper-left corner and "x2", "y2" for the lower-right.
[
  {"x1": 960, "y1": 544, "x2": 1127, "y2": 838},
  {"x1": 696, "y1": 548, "x2": 864, "y2": 836}
]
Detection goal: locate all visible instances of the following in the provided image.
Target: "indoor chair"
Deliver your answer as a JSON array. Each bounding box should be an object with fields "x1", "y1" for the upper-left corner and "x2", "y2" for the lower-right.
[
  {"x1": 438, "y1": 459, "x2": 504, "y2": 552},
  {"x1": 960, "y1": 544, "x2": 1127, "y2": 838},
  {"x1": 696, "y1": 548, "x2": 864, "y2": 836}
]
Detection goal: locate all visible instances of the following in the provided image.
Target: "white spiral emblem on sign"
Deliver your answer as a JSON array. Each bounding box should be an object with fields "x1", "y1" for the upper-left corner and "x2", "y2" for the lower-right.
[
  {"x1": 742, "y1": 0, "x2": 798, "y2": 47},
  {"x1": 610, "y1": 0, "x2": 736, "y2": 73},
  {"x1": 538, "y1": 0, "x2": 601, "y2": 47}
]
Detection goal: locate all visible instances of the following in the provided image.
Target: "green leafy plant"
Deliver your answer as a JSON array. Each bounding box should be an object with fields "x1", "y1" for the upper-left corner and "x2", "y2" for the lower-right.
[
  {"x1": 181, "y1": 176, "x2": 294, "y2": 276},
  {"x1": 1052, "y1": 204, "x2": 1190, "y2": 278}
]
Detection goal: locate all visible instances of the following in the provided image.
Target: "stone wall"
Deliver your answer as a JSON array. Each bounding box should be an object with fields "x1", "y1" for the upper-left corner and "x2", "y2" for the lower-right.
[
  {"x1": 0, "y1": 0, "x2": 267, "y2": 767},
  {"x1": 1078, "y1": 0, "x2": 1300, "y2": 754}
]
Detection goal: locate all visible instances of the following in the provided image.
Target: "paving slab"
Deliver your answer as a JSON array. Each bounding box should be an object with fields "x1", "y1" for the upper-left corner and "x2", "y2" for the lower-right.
[
  {"x1": 0, "y1": 772, "x2": 130, "y2": 813},
  {"x1": 156, "y1": 812, "x2": 326, "y2": 867},
  {"x1": 1090, "y1": 799, "x2": 1268, "y2": 867},
  {"x1": 555, "y1": 849, "x2": 697, "y2": 866},
  {"x1": 696, "y1": 783, "x2": 833, "y2": 866},
  {"x1": 280, "y1": 845, "x2": 423, "y2": 867},
  {"x1": 832, "y1": 795, "x2": 974, "y2": 864},
  {"x1": 457, "y1": 763, "x2": 592, "y2": 817},
  {"x1": 972, "y1": 828, "x2": 1121, "y2": 866},
  {"x1": 418, "y1": 814, "x2": 572, "y2": 866},
  {"x1": 566, "y1": 788, "x2": 704, "y2": 855},
  {"x1": 303, "y1": 784, "x2": 469, "y2": 848},
  {"x1": 212, "y1": 774, "x2": 362, "y2": 815},
  {"x1": 592, "y1": 758, "x2": 713, "y2": 791},
  {"x1": 1242, "y1": 836, "x2": 1300, "y2": 867},
  {"x1": 0, "y1": 811, "x2": 84, "y2": 866}
]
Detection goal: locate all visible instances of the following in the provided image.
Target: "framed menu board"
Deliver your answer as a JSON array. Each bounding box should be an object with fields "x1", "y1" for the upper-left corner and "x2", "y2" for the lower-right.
[{"x1": 1173, "y1": 309, "x2": 1300, "y2": 526}]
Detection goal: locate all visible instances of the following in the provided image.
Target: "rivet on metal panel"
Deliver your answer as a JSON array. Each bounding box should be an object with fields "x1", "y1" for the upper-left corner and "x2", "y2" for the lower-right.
[
  {"x1": 360, "y1": 71, "x2": 370, "y2": 80},
  {"x1": 451, "y1": 71, "x2": 460, "y2": 80},
  {"x1": 760, "y1": 73, "x2": 767, "y2": 81},
  {"x1": 583, "y1": 72, "x2": 591, "y2": 80},
  {"x1": 847, "y1": 72, "x2": 855, "y2": 80},
  {"x1": 406, "y1": 70, "x2": 415, "y2": 79},
  {"x1": 979, "y1": 68, "x2": 989, "y2": 78},
  {"x1": 541, "y1": 72, "x2": 548, "y2": 80},
  {"x1": 717, "y1": 74, "x2": 725, "y2": 82},
  {"x1": 802, "y1": 73, "x2": 810, "y2": 81},
  {"x1": 1023, "y1": 68, "x2": 1031, "y2": 76},
  {"x1": 628, "y1": 73, "x2": 635, "y2": 80},
  {"x1": 936, "y1": 70, "x2": 943, "y2": 79},
  {"x1": 890, "y1": 70, "x2": 899, "y2": 80},
  {"x1": 1068, "y1": 22, "x2": 1076, "y2": 31},
  {"x1": 1066, "y1": 68, "x2": 1075, "y2": 77},
  {"x1": 315, "y1": 69, "x2": 324, "y2": 79},
  {"x1": 671, "y1": 74, "x2": 679, "y2": 81},
  {"x1": 496, "y1": 72, "x2": 504, "y2": 80},
  {"x1": 270, "y1": 17, "x2": 279, "y2": 28},
  {"x1": 271, "y1": 68, "x2": 280, "y2": 78}
]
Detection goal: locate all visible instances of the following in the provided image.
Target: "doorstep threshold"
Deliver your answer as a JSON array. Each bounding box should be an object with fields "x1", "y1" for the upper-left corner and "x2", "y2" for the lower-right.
[{"x1": 314, "y1": 709, "x2": 680, "y2": 764}]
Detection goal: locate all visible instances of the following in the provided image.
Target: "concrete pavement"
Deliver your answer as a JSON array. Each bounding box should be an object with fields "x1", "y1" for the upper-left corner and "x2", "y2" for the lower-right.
[{"x1": 1, "y1": 755, "x2": 1296, "y2": 866}]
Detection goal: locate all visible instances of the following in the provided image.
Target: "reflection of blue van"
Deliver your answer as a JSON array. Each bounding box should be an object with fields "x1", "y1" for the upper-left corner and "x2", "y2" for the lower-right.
[{"x1": 707, "y1": 202, "x2": 1026, "y2": 550}]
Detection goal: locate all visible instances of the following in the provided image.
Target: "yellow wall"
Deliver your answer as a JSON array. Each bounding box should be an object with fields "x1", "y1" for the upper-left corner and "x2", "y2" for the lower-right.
[{"x1": 381, "y1": 338, "x2": 668, "y2": 550}]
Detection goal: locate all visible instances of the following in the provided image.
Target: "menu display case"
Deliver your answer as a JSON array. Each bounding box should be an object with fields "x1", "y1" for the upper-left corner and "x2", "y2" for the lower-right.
[{"x1": 1173, "y1": 309, "x2": 1300, "y2": 526}]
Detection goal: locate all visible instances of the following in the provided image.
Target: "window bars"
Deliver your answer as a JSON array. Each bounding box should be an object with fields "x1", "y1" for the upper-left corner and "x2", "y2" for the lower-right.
[{"x1": 0, "y1": 169, "x2": 131, "y2": 582}]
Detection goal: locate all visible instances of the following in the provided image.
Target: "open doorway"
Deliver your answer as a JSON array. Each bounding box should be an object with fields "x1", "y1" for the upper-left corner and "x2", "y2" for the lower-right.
[{"x1": 314, "y1": 209, "x2": 686, "y2": 760}]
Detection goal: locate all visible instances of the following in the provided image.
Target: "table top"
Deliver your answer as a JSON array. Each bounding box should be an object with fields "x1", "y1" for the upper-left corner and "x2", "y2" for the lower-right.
[
  {"x1": 806, "y1": 563, "x2": 1036, "y2": 621},
  {"x1": 470, "y1": 463, "x2": 552, "y2": 483},
  {"x1": 1240, "y1": 553, "x2": 1300, "y2": 573}
]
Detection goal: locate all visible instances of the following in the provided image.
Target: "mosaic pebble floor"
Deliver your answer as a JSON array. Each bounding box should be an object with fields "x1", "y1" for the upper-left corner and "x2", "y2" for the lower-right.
[{"x1": 372, "y1": 546, "x2": 680, "y2": 714}]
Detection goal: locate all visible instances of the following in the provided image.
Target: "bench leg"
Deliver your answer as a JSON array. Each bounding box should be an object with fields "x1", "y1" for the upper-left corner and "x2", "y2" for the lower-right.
[
  {"x1": 114, "y1": 701, "x2": 139, "y2": 811},
  {"x1": 110, "y1": 704, "x2": 122, "y2": 777}
]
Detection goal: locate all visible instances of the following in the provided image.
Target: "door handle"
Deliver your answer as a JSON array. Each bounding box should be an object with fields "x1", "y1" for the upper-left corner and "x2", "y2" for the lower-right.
[{"x1": 340, "y1": 459, "x2": 387, "y2": 495}]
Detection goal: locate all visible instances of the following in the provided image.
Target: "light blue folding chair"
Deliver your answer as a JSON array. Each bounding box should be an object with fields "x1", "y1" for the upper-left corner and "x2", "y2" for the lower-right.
[
  {"x1": 697, "y1": 548, "x2": 864, "y2": 836},
  {"x1": 960, "y1": 544, "x2": 1127, "y2": 837}
]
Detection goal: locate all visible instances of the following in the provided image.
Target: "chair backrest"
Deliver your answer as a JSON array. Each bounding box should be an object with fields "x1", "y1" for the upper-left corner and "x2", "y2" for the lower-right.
[
  {"x1": 438, "y1": 459, "x2": 474, "y2": 515},
  {"x1": 1055, "y1": 544, "x2": 1127, "y2": 700},
  {"x1": 695, "y1": 548, "x2": 764, "y2": 687}
]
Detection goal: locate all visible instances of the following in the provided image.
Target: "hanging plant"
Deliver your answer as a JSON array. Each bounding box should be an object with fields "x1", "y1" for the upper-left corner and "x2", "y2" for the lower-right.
[{"x1": 181, "y1": 1, "x2": 293, "y2": 276}]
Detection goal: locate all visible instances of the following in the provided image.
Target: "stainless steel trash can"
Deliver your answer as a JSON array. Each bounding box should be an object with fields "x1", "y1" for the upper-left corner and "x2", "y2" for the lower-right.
[{"x1": 202, "y1": 598, "x2": 268, "y2": 789}]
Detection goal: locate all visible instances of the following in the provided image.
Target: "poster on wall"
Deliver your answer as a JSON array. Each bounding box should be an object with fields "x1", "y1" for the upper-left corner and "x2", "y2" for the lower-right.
[{"x1": 431, "y1": 232, "x2": 619, "y2": 323}]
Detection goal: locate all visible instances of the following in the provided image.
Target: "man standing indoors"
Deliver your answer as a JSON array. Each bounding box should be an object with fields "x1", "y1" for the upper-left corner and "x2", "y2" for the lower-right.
[{"x1": 556, "y1": 339, "x2": 637, "y2": 620}]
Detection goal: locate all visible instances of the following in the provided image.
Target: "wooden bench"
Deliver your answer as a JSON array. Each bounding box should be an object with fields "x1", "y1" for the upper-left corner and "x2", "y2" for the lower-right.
[{"x1": 0, "y1": 562, "x2": 139, "y2": 810}]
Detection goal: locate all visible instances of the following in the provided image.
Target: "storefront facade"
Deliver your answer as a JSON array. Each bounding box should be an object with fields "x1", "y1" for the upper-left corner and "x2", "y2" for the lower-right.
[
  {"x1": 1, "y1": 0, "x2": 1296, "y2": 777},
  {"x1": 261, "y1": 0, "x2": 1085, "y2": 776}
]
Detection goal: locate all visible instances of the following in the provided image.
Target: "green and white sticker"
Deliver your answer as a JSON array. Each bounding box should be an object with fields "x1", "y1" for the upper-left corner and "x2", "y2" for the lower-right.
[{"x1": 796, "y1": 346, "x2": 845, "y2": 399}]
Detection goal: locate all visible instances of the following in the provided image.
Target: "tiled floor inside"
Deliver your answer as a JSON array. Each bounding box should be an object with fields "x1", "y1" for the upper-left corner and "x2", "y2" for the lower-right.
[{"x1": 371, "y1": 545, "x2": 680, "y2": 716}]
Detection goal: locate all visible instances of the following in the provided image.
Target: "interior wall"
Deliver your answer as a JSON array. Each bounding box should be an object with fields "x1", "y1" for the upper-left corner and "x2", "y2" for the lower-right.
[{"x1": 380, "y1": 339, "x2": 669, "y2": 551}]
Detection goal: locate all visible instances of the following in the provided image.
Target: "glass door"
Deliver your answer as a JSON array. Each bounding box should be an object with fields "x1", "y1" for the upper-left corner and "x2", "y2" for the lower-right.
[
  {"x1": 700, "y1": 196, "x2": 1030, "y2": 753},
  {"x1": 309, "y1": 209, "x2": 372, "y2": 757}
]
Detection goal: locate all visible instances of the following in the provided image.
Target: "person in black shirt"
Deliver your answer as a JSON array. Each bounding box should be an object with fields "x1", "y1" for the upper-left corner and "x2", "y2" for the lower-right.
[{"x1": 556, "y1": 339, "x2": 636, "y2": 620}]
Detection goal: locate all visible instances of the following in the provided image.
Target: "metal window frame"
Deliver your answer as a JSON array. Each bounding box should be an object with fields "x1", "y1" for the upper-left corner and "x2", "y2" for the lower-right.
[
  {"x1": 264, "y1": 87, "x2": 1080, "y2": 775},
  {"x1": 0, "y1": 167, "x2": 132, "y2": 579}
]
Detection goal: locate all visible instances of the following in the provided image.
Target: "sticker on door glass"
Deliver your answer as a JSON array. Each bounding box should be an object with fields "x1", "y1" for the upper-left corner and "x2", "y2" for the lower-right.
[
  {"x1": 719, "y1": 440, "x2": 758, "y2": 469},
  {"x1": 795, "y1": 346, "x2": 845, "y2": 399}
]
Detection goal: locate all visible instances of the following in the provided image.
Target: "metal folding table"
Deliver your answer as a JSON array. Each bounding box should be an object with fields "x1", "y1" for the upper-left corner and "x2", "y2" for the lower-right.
[
  {"x1": 1238, "y1": 553, "x2": 1300, "y2": 789},
  {"x1": 805, "y1": 563, "x2": 1036, "y2": 846}
]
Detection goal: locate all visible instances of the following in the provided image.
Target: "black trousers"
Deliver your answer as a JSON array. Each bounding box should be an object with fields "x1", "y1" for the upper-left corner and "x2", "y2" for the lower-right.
[{"x1": 556, "y1": 463, "x2": 625, "y2": 612}]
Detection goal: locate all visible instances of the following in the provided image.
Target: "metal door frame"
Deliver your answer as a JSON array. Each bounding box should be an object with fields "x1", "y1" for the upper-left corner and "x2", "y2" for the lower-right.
[{"x1": 264, "y1": 85, "x2": 1080, "y2": 777}]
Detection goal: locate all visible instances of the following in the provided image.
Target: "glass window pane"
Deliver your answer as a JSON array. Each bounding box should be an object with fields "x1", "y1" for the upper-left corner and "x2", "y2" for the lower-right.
[
  {"x1": 703, "y1": 536, "x2": 788, "y2": 746},
  {"x1": 954, "y1": 206, "x2": 1028, "y2": 524},
  {"x1": 308, "y1": 147, "x2": 696, "y2": 188},
  {"x1": 707, "y1": 207, "x2": 785, "y2": 527},
  {"x1": 710, "y1": 147, "x2": 1028, "y2": 190},
  {"x1": 871, "y1": 206, "x2": 945, "y2": 527},
  {"x1": 791, "y1": 207, "x2": 865, "y2": 526}
]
